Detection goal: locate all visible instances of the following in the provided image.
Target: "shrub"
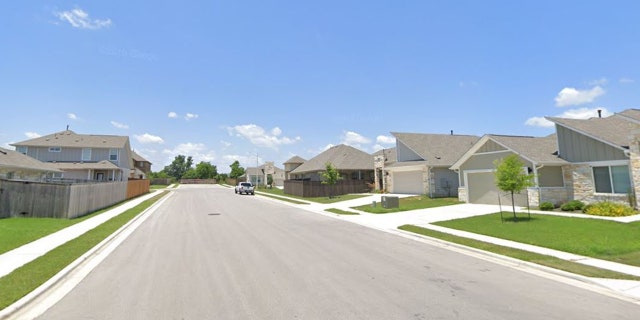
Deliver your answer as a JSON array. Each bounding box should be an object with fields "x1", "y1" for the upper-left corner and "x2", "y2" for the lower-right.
[
  {"x1": 560, "y1": 200, "x2": 585, "y2": 211},
  {"x1": 583, "y1": 201, "x2": 637, "y2": 217},
  {"x1": 539, "y1": 201, "x2": 555, "y2": 211}
]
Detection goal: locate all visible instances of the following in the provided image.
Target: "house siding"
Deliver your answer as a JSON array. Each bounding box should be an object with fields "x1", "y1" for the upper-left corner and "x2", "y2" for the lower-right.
[
  {"x1": 396, "y1": 141, "x2": 422, "y2": 162},
  {"x1": 538, "y1": 166, "x2": 564, "y2": 187},
  {"x1": 477, "y1": 140, "x2": 507, "y2": 153},
  {"x1": 556, "y1": 125, "x2": 627, "y2": 162}
]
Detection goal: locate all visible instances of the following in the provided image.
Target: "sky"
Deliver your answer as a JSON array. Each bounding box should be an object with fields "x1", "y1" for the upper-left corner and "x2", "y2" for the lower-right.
[{"x1": 2, "y1": 1, "x2": 639, "y2": 173}]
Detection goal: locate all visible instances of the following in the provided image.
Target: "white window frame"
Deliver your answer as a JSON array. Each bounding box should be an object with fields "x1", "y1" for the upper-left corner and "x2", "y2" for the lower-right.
[
  {"x1": 590, "y1": 160, "x2": 631, "y2": 195},
  {"x1": 109, "y1": 149, "x2": 119, "y2": 162},
  {"x1": 49, "y1": 147, "x2": 61, "y2": 153},
  {"x1": 82, "y1": 148, "x2": 92, "y2": 161}
]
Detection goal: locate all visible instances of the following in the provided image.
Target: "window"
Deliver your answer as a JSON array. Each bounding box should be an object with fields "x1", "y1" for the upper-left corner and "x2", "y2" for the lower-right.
[
  {"x1": 593, "y1": 165, "x2": 631, "y2": 194},
  {"x1": 16, "y1": 146, "x2": 27, "y2": 154},
  {"x1": 109, "y1": 149, "x2": 118, "y2": 161},
  {"x1": 82, "y1": 148, "x2": 92, "y2": 161},
  {"x1": 49, "y1": 147, "x2": 61, "y2": 152}
]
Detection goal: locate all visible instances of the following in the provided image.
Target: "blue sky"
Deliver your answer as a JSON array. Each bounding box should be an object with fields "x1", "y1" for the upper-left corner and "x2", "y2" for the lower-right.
[{"x1": 2, "y1": 1, "x2": 639, "y2": 173}]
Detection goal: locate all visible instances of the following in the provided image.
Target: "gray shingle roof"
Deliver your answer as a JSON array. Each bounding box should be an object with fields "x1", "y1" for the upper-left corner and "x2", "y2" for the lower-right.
[
  {"x1": 618, "y1": 108, "x2": 640, "y2": 123},
  {"x1": 488, "y1": 134, "x2": 567, "y2": 165},
  {"x1": 290, "y1": 144, "x2": 373, "y2": 174},
  {"x1": 546, "y1": 114, "x2": 640, "y2": 148},
  {"x1": 50, "y1": 160, "x2": 121, "y2": 170},
  {"x1": 391, "y1": 132, "x2": 479, "y2": 166},
  {"x1": 244, "y1": 164, "x2": 285, "y2": 176},
  {"x1": 131, "y1": 150, "x2": 151, "y2": 163},
  {"x1": 0, "y1": 147, "x2": 61, "y2": 172},
  {"x1": 11, "y1": 130, "x2": 129, "y2": 149},
  {"x1": 372, "y1": 147, "x2": 397, "y2": 164},
  {"x1": 283, "y1": 155, "x2": 306, "y2": 165}
]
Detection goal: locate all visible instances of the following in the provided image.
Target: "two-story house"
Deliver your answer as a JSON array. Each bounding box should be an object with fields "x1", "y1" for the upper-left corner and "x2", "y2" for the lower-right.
[
  {"x1": 11, "y1": 130, "x2": 132, "y2": 182},
  {"x1": 131, "y1": 150, "x2": 152, "y2": 179}
]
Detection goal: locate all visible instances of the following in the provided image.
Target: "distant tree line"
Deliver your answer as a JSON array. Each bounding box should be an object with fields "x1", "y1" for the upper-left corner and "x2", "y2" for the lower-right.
[{"x1": 148, "y1": 155, "x2": 246, "y2": 183}]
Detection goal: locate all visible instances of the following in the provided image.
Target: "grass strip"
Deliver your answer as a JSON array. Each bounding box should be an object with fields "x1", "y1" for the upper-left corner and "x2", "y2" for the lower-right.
[
  {"x1": 0, "y1": 191, "x2": 167, "y2": 310},
  {"x1": 256, "y1": 192, "x2": 310, "y2": 205},
  {"x1": 399, "y1": 224, "x2": 640, "y2": 281},
  {"x1": 354, "y1": 196, "x2": 461, "y2": 214},
  {"x1": 325, "y1": 208, "x2": 360, "y2": 215}
]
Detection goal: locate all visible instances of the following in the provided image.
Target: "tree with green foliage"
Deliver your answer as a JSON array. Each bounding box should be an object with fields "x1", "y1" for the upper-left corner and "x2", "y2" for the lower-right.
[
  {"x1": 195, "y1": 161, "x2": 218, "y2": 179},
  {"x1": 321, "y1": 162, "x2": 341, "y2": 198},
  {"x1": 267, "y1": 174, "x2": 273, "y2": 188},
  {"x1": 163, "y1": 155, "x2": 193, "y2": 181},
  {"x1": 494, "y1": 154, "x2": 535, "y2": 220},
  {"x1": 217, "y1": 173, "x2": 228, "y2": 183},
  {"x1": 149, "y1": 170, "x2": 171, "y2": 179},
  {"x1": 229, "y1": 160, "x2": 245, "y2": 179},
  {"x1": 182, "y1": 168, "x2": 198, "y2": 179}
]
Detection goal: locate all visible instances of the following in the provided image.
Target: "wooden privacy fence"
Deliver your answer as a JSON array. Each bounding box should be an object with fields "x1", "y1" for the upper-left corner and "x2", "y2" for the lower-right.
[
  {"x1": 127, "y1": 179, "x2": 150, "y2": 199},
  {"x1": 283, "y1": 180, "x2": 371, "y2": 198},
  {"x1": 0, "y1": 179, "x2": 144, "y2": 219}
]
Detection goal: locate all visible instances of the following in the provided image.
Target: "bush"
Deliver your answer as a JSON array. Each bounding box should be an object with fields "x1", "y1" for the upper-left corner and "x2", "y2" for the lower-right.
[
  {"x1": 560, "y1": 200, "x2": 585, "y2": 211},
  {"x1": 583, "y1": 201, "x2": 636, "y2": 217},
  {"x1": 539, "y1": 201, "x2": 555, "y2": 211}
]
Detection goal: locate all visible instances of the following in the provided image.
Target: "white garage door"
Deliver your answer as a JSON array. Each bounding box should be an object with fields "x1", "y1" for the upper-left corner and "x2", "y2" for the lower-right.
[
  {"x1": 392, "y1": 171, "x2": 423, "y2": 194},
  {"x1": 467, "y1": 171, "x2": 527, "y2": 206}
]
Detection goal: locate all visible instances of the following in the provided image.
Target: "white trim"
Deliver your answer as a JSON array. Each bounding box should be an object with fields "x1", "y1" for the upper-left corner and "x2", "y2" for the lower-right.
[{"x1": 474, "y1": 150, "x2": 512, "y2": 156}]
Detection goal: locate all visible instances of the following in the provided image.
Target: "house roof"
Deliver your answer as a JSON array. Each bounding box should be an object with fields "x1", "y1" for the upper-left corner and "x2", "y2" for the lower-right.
[
  {"x1": 617, "y1": 108, "x2": 640, "y2": 123},
  {"x1": 372, "y1": 147, "x2": 397, "y2": 164},
  {"x1": 131, "y1": 150, "x2": 151, "y2": 163},
  {"x1": 244, "y1": 164, "x2": 285, "y2": 176},
  {"x1": 546, "y1": 113, "x2": 640, "y2": 149},
  {"x1": 50, "y1": 160, "x2": 121, "y2": 171},
  {"x1": 0, "y1": 147, "x2": 62, "y2": 172},
  {"x1": 450, "y1": 134, "x2": 567, "y2": 169},
  {"x1": 391, "y1": 132, "x2": 479, "y2": 166},
  {"x1": 290, "y1": 144, "x2": 373, "y2": 174},
  {"x1": 11, "y1": 130, "x2": 129, "y2": 149},
  {"x1": 283, "y1": 155, "x2": 306, "y2": 164}
]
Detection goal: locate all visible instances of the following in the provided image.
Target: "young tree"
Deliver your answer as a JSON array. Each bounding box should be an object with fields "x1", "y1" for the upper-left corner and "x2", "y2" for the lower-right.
[
  {"x1": 494, "y1": 154, "x2": 535, "y2": 220},
  {"x1": 163, "y1": 155, "x2": 193, "y2": 181},
  {"x1": 229, "y1": 160, "x2": 245, "y2": 179},
  {"x1": 321, "y1": 162, "x2": 341, "y2": 198}
]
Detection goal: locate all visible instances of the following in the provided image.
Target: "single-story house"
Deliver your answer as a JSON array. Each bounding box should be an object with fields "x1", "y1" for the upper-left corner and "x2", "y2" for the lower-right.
[
  {"x1": 383, "y1": 132, "x2": 479, "y2": 197},
  {"x1": 450, "y1": 134, "x2": 568, "y2": 207},
  {"x1": 242, "y1": 162, "x2": 286, "y2": 187},
  {"x1": 288, "y1": 144, "x2": 374, "y2": 181}
]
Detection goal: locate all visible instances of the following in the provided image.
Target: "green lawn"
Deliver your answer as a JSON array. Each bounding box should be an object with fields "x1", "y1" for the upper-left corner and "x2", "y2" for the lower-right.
[
  {"x1": 325, "y1": 208, "x2": 360, "y2": 215},
  {"x1": 255, "y1": 187, "x2": 369, "y2": 204},
  {"x1": 399, "y1": 225, "x2": 640, "y2": 280},
  {"x1": 0, "y1": 204, "x2": 129, "y2": 255},
  {"x1": 434, "y1": 212, "x2": 640, "y2": 267},
  {"x1": 353, "y1": 196, "x2": 461, "y2": 214},
  {"x1": 0, "y1": 191, "x2": 168, "y2": 310}
]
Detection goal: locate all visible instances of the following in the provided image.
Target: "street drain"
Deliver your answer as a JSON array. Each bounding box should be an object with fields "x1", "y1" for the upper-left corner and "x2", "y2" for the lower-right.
[{"x1": 208, "y1": 213, "x2": 221, "y2": 216}]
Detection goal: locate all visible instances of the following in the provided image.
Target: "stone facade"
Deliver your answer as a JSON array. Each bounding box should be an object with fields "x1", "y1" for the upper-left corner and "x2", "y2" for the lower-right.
[
  {"x1": 528, "y1": 187, "x2": 570, "y2": 207},
  {"x1": 458, "y1": 187, "x2": 467, "y2": 203},
  {"x1": 629, "y1": 134, "x2": 640, "y2": 209},
  {"x1": 564, "y1": 163, "x2": 631, "y2": 206}
]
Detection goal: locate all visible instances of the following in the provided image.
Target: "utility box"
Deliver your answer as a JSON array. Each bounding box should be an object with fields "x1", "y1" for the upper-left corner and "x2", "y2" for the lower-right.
[{"x1": 381, "y1": 196, "x2": 399, "y2": 209}]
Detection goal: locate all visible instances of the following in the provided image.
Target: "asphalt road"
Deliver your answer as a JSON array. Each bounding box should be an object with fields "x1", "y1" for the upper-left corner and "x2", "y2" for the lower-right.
[{"x1": 36, "y1": 185, "x2": 640, "y2": 319}]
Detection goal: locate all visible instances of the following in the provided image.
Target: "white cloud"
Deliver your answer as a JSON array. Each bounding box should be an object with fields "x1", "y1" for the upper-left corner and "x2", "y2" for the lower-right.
[
  {"x1": 524, "y1": 117, "x2": 554, "y2": 128},
  {"x1": 220, "y1": 140, "x2": 232, "y2": 148},
  {"x1": 185, "y1": 113, "x2": 199, "y2": 121},
  {"x1": 168, "y1": 112, "x2": 178, "y2": 118},
  {"x1": 554, "y1": 86, "x2": 605, "y2": 107},
  {"x1": 341, "y1": 131, "x2": 371, "y2": 145},
  {"x1": 67, "y1": 113, "x2": 78, "y2": 120},
  {"x1": 110, "y1": 121, "x2": 129, "y2": 129},
  {"x1": 525, "y1": 107, "x2": 612, "y2": 128},
  {"x1": 230, "y1": 124, "x2": 301, "y2": 149},
  {"x1": 134, "y1": 133, "x2": 165, "y2": 144},
  {"x1": 25, "y1": 132, "x2": 41, "y2": 139},
  {"x1": 620, "y1": 78, "x2": 635, "y2": 84},
  {"x1": 588, "y1": 78, "x2": 608, "y2": 86},
  {"x1": 376, "y1": 135, "x2": 395, "y2": 145},
  {"x1": 55, "y1": 8, "x2": 112, "y2": 30}
]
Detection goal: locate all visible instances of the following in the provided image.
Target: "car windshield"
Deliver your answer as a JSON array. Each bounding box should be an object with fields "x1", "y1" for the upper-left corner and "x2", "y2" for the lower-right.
[{"x1": 241, "y1": 183, "x2": 252, "y2": 187}]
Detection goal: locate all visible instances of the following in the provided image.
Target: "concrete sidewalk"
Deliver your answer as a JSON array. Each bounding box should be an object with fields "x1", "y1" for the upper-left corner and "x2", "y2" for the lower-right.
[
  {"x1": 266, "y1": 192, "x2": 640, "y2": 300},
  {"x1": 0, "y1": 190, "x2": 162, "y2": 279}
]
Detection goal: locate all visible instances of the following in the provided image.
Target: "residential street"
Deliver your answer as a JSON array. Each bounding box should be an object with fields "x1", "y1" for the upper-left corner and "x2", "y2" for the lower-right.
[{"x1": 36, "y1": 185, "x2": 640, "y2": 319}]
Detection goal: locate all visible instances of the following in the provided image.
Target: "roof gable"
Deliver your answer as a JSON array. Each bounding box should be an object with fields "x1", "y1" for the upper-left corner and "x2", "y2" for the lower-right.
[
  {"x1": 546, "y1": 112, "x2": 640, "y2": 150},
  {"x1": 283, "y1": 155, "x2": 306, "y2": 164},
  {"x1": 392, "y1": 132, "x2": 479, "y2": 166},
  {"x1": 290, "y1": 144, "x2": 373, "y2": 173}
]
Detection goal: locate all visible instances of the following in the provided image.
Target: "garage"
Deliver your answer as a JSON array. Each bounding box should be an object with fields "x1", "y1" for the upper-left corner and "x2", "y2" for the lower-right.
[
  {"x1": 467, "y1": 171, "x2": 527, "y2": 206},
  {"x1": 392, "y1": 171, "x2": 423, "y2": 194}
]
